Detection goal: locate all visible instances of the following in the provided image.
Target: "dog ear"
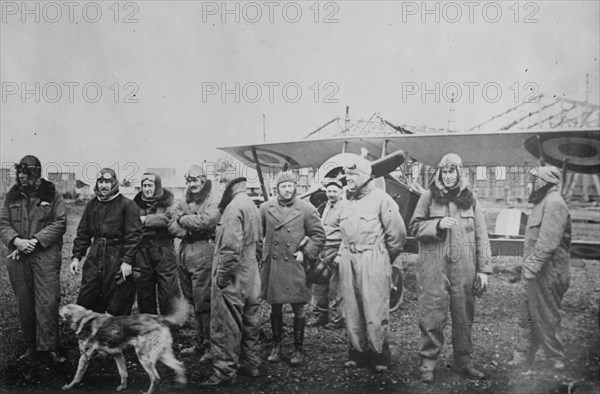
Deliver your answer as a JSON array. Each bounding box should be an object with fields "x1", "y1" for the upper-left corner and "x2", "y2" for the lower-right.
[{"x1": 65, "y1": 305, "x2": 89, "y2": 330}]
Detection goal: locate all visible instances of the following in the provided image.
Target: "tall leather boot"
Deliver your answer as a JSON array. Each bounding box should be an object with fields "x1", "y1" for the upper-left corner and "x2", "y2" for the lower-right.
[
  {"x1": 290, "y1": 316, "x2": 305, "y2": 366},
  {"x1": 268, "y1": 314, "x2": 283, "y2": 363},
  {"x1": 199, "y1": 312, "x2": 213, "y2": 363}
]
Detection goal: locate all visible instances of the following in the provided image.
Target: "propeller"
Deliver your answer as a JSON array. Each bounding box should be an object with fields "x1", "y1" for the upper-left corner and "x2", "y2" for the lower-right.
[{"x1": 300, "y1": 150, "x2": 406, "y2": 199}]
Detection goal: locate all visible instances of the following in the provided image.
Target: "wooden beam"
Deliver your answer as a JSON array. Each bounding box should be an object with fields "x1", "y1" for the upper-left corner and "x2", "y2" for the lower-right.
[{"x1": 251, "y1": 147, "x2": 269, "y2": 202}]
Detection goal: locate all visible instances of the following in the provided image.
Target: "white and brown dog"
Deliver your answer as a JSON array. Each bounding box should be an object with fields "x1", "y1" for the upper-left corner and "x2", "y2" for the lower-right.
[{"x1": 59, "y1": 299, "x2": 188, "y2": 394}]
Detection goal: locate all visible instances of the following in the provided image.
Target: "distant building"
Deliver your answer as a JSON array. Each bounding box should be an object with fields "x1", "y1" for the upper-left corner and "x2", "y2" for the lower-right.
[
  {"x1": 47, "y1": 172, "x2": 77, "y2": 198},
  {"x1": 0, "y1": 167, "x2": 14, "y2": 197}
]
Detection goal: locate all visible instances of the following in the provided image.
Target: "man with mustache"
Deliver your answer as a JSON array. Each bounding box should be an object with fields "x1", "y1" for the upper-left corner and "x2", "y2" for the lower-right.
[
  {"x1": 338, "y1": 155, "x2": 405, "y2": 373},
  {"x1": 259, "y1": 171, "x2": 325, "y2": 366},
  {"x1": 307, "y1": 177, "x2": 345, "y2": 330},
  {"x1": 0, "y1": 155, "x2": 67, "y2": 363},
  {"x1": 168, "y1": 165, "x2": 221, "y2": 361},
  {"x1": 70, "y1": 168, "x2": 143, "y2": 316},
  {"x1": 134, "y1": 172, "x2": 181, "y2": 315}
]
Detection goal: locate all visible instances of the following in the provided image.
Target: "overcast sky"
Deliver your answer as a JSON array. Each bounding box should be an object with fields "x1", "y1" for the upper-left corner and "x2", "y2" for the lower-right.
[{"x1": 1, "y1": 0, "x2": 598, "y2": 182}]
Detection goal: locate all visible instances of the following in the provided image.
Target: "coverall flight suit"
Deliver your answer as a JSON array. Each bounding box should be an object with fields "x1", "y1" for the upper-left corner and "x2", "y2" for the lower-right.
[
  {"x1": 0, "y1": 179, "x2": 66, "y2": 352},
  {"x1": 209, "y1": 183, "x2": 261, "y2": 380},
  {"x1": 339, "y1": 180, "x2": 405, "y2": 365}
]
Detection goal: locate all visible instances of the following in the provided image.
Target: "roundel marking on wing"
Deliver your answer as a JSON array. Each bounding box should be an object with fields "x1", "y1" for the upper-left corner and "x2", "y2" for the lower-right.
[
  {"x1": 234, "y1": 147, "x2": 300, "y2": 168},
  {"x1": 524, "y1": 134, "x2": 600, "y2": 174}
]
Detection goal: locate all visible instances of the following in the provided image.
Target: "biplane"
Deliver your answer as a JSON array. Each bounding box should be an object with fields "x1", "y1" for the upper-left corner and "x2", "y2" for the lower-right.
[{"x1": 219, "y1": 128, "x2": 600, "y2": 309}]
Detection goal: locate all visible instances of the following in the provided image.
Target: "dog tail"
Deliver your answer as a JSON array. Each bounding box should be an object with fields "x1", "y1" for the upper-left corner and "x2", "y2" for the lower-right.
[{"x1": 164, "y1": 297, "x2": 190, "y2": 326}]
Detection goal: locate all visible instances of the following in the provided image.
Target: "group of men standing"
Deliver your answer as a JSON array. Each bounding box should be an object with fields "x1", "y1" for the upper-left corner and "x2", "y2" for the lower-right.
[{"x1": 0, "y1": 153, "x2": 572, "y2": 386}]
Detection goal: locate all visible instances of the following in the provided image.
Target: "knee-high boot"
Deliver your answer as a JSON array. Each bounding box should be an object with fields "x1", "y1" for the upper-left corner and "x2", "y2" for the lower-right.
[
  {"x1": 290, "y1": 316, "x2": 305, "y2": 366},
  {"x1": 268, "y1": 314, "x2": 283, "y2": 363}
]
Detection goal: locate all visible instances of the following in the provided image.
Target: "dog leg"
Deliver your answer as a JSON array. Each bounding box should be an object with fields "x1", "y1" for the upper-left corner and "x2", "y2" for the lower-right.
[
  {"x1": 113, "y1": 353, "x2": 128, "y2": 391},
  {"x1": 159, "y1": 348, "x2": 187, "y2": 385},
  {"x1": 62, "y1": 353, "x2": 91, "y2": 390},
  {"x1": 138, "y1": 354, "x2": 160, "y2": 394}
]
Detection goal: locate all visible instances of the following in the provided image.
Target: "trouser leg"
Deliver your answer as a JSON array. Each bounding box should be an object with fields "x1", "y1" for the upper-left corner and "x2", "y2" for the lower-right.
[
  {"x1": 329, "y1": 267, "x2": 344, "y2": 324},
  {"x1": 104, "y1": 247, "x2": 135, "y2": 316},
  {"x1": 449, "y1": 280, "x2": 475, "y2": 365},
  {"x1": 7, "y1": 257, "x2": 36, "y2": 350},
  {"x1": 136, "y1": 248, "x2": 158, "y2": 314},
  {"x1": 417, "y1": 262, "x2": 450, "y2": 362},
  {"x1": 210, "y1": 281, "x2": 243, "y2": 379},
  {"x1": 155, "y1": 245, "x2": 181, "y2": 315},
  {"x1": 359, "y1": 251, "x2": 391, "y2": 364},
  {"x1": 241, "y1": 297, "x2": 261, "y2": 369},
  {"x1": 77, "y1": 256, "x2": 103, "y2": 313},
  {"x1": 526, "y1": 276, "x2": 567, "y2": 361},
  {"x1": 32, "y1": 252, "x2": 61, "y2": 351},
  {"x1": 339, "y1": 252, "x2": 368, "y2": 358}
]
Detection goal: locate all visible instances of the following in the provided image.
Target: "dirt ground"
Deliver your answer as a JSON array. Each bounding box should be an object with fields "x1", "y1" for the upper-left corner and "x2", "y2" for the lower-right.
[{"x1": 1, "y1": 200, "x2": 599, "y2": 394}]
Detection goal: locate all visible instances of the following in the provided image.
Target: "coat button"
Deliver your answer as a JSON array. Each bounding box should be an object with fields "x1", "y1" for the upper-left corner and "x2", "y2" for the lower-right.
[
  {"x1": 273, "y1": 255, "x2": 277, "y2": 260},
  {"x1": 287, "y1": 228, "x2": 291, "y2": 232},
  {"x1": 285, "y1": 257, "x2": 289, "y2": 261},
  {"x1": 273, "y1": 241, "x2": 278, "y2": 245},
  {"x1": 286, "y1": 243, "x2": 290, "y2": 247}
]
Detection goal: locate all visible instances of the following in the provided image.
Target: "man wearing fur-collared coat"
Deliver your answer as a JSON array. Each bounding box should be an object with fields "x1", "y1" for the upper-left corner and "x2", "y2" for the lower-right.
[
  {"x1": 134, "y1": 172, "x2": 181, "y2": 316},
  {"x1": 259, "y1": 171, "x2": 325, "y2": 366},
  {"x1": 200, "y1": 178, "x2": 262, "y2": 387},
  {"x1": 410, "y1": 153, "x2": 492, "y2": 382},
  {"x1": 0, "y1": 155, "x2": 67, "y2": 363},
  {"x1": 508, "y1": 166, "x2": 571, "y2": 370},
  {"x1": 168, "y1": 165, "x2": 221, "y2": 359}
]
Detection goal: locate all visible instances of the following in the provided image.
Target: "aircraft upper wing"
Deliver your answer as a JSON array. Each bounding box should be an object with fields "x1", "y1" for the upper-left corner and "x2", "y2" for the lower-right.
[{"x1": 219, "y1": 128, "x2": 599, "y2": 173}]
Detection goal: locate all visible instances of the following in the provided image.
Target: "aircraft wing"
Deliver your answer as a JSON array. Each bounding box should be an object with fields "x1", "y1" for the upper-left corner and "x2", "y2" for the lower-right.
[{"x1": 219, "y1": 128, "x2": 599, "y2": 173}]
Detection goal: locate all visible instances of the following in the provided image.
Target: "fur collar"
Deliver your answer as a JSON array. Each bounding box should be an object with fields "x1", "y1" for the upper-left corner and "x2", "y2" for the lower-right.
[
  {"x1": 186, "y1": 179, "x2": 212, "y2": 204},
  {"x1": 429, "y1": 180, "x2": 474, "y2": 210},
  {"x1": 134, "y1": 188, "x2": 174, "y2": 209},
  {"x1": 5, "y1": 178, "x2": 56, "y2": 205},
  {"x1": 218, "y1": 178, "x2": 246, "y2": 213}
]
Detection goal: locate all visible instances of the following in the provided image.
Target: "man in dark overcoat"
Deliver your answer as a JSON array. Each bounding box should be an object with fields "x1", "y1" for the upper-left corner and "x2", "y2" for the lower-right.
[
  {"x1": 70, "y1": 168, "x2": 142, "y2": 316},
  {"x1": 259, "y1": 171, "x2": 325, "y2": 366}
]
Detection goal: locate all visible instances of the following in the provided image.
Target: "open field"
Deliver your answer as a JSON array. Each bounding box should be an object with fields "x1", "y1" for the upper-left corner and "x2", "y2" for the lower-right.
[{"x1": 0, "y1": 200, "x2": 599, "y2": 393}]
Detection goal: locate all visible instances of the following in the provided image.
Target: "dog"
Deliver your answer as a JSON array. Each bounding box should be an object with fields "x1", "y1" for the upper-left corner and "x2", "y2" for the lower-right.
[{"x1": 59, "y1": 298, "x2": 188, "y2": 394}]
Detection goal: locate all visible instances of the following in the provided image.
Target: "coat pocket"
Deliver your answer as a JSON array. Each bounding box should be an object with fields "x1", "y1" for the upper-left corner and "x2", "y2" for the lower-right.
[
  {"x1": 429, "y1": 208, "x2": 446, "y2": 218},
  {"x1": 8, "y1": 203, "x2": 22, "y2": 223},
  {"x1": 526, "y1": 213, "x2": 542, "y2": 229}
]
